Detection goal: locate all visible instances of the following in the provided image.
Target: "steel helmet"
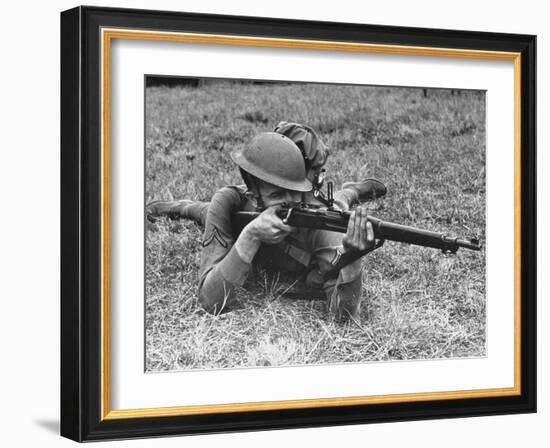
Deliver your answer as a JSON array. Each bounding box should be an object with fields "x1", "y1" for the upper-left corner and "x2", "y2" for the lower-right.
[{"x1": 231, "y1": 132, "x2": 312, "y2": 192}]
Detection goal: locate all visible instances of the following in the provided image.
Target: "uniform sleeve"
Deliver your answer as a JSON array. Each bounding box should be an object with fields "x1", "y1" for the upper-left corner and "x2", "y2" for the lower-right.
[
  {"x1": 307, "y1": 229, "x2": 364, "y2": 321},
  {"x1": 197, "y1": 187, "x2": 251, "y2": 314}
]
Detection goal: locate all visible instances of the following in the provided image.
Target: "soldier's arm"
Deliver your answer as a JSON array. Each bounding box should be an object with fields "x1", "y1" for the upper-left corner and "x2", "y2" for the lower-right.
[
  {"x1": 325, "y1": 262, "x2": 364, "y2": 321},
  {"x1": 198, "y1": 188, "x2": 252, "y2": 314},
  {"x1": 309, "y1": 207, "x2": 375, "y2": 321},
  {"x1": 198, "y1": 194, "x2": 294, "y2": 314},
  {"x1": 309, "y1": 237, "x2": 364, "y2": 321}
]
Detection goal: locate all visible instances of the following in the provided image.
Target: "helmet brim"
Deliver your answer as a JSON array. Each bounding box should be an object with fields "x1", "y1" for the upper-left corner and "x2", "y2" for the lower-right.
[{"x1": 231, "y1": 150, "x2": 312, "y2": 192}]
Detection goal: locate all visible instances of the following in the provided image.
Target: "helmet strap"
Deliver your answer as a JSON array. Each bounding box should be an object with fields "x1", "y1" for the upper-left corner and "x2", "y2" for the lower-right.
[
  {"x1": 249, "y1": 176, "x2": 265, "y2": 211},
  {"x1": 240, "y1": 168, "x2": 265, "y2": 211}
]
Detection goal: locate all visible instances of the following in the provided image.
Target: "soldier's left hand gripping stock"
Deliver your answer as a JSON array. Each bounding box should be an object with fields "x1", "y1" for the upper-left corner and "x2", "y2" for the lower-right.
[{"x1": 342, "y1": 206, "x2": 376, "y2": 254}]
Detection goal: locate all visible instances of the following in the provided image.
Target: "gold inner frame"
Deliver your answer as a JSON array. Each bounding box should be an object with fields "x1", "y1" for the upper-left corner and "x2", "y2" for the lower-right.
[{"x1": 100, "y1": 28, "x2": 522, "y2": 421}]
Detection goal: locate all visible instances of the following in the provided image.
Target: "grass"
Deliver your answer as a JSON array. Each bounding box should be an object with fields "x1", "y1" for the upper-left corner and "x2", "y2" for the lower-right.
[{"x1": 145, "y1": 80, "x2": 486, "y2": 372}]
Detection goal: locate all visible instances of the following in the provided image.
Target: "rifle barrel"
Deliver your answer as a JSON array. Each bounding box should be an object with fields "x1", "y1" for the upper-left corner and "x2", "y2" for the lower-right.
[
  {"x1": 285, "y1": 207, "x2": 481, "y2": 253},
  {"x1": 368, "y1": 216, "x2": 480, "y2": 252}
]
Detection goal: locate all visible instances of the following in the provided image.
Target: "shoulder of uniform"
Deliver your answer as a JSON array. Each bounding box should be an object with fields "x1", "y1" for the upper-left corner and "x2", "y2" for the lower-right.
[
  {"x1": 210, "y1": 185, "x2": 247, "y2": 211},
  {"x1": 212, "y1": 185, "x2": 245, "y2": 200}
]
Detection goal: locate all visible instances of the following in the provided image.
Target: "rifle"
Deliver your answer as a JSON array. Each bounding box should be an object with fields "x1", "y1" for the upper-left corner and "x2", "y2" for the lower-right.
[
  {"x1": 233, "y1": 202, "x2": 481, "y2": 253},
  {"x1": 236, "y1": 178, "x2": 480, "y2": 251},
  {"x1": 232, "y1": 201, "x2": 481, "y2": 279}
]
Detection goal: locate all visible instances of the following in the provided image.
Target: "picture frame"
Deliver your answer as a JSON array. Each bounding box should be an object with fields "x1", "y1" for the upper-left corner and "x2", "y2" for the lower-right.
[{"x1": 60, "y1": 5, "x2": 536, "y2": 442}]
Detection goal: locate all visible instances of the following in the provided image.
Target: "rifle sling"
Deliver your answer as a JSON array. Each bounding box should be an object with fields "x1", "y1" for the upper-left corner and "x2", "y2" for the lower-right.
[{"x1": 323, "y1": 239, "x2": 385, "y2": 280}]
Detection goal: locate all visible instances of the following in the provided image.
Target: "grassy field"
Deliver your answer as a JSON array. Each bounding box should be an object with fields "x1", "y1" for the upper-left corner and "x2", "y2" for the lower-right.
[{"x1": 145, "y1": 80, "x2": 486, "y2": 372}]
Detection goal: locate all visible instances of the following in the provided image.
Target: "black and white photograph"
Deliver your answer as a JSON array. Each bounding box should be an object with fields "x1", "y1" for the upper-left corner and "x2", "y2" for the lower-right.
[
  {"x1": 1, "y1": 0, "x2": 544, "y2": 445},
  {"x1": 144, "y1": 77, "x2": 486, "y2": 372}
]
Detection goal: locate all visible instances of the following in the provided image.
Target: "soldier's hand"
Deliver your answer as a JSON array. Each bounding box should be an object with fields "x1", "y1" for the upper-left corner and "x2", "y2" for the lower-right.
[
  {"x1": 342, "y1": 206, "x2": 375, "y2": 253},
  {"x1": 246, "y1": 205, "x2": 296, "y2": 245}
]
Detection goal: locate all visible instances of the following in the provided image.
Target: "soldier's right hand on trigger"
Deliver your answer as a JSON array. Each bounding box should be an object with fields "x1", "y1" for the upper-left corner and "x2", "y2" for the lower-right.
[{"x1": 246, "y1": 206, "x2": 296, "y2": 245}]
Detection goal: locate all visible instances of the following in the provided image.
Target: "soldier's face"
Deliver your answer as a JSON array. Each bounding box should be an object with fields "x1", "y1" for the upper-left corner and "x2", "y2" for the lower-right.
[{"x1": 257, "y1": 180, "x2": 302, "y2": 208}]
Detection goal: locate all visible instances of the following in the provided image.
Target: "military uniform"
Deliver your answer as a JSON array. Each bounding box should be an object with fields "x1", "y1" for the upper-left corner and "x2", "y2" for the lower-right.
[
  {"x1": 196, "y1": 185, "x2": 363, "y2": 320},
  {"x1": 147, "y1": 122, "x2": 385, "y2": 320}
]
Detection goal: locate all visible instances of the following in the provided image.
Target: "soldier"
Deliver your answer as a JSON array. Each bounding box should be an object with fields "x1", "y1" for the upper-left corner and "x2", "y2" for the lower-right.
[{"x1": 147, "y1": 122, "x2": 386, "y2": 321}]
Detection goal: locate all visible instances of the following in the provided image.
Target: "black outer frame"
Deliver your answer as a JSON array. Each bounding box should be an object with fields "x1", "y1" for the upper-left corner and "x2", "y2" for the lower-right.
[{"x1": 60, "y1": 5, "x2": 536, "y2": 442}]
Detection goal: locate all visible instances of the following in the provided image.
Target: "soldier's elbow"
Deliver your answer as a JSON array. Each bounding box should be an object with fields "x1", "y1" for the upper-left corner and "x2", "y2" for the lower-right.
[
  {"x1": 198, "y1": 284, "x2": 233, "y2": 315},
  {"x1": 197, "y1": 290, "x2": 219, "y2": 315}
]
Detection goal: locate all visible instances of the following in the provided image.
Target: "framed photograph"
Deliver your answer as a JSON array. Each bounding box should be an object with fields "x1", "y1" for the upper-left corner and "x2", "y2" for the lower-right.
[{"x1": 60, "y1": 6, "x2": 536, "y2": 442}]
